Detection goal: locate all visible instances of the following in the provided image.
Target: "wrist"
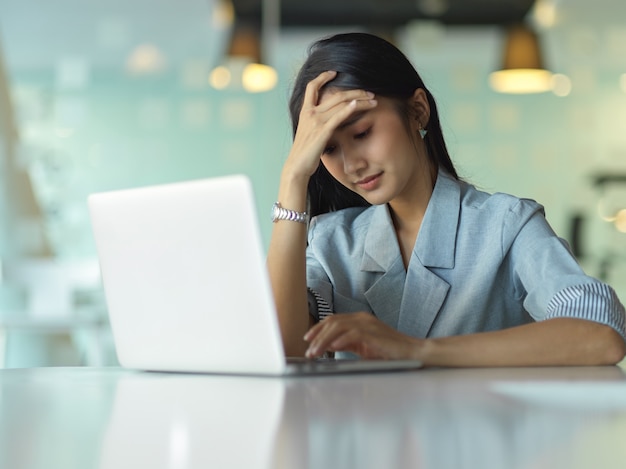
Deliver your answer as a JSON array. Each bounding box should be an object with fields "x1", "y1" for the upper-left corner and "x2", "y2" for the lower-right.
[
  {"x1": 271, "y1": 202, "x2": 309, "y2": 224},
  {"x1": 411, "y1": 337, "x2": 433, "y2": 364},
  {"x1": 280, "y1": 166, "x2": 310, "y2": 189},
  {"x1": 277, "y1": 169, "x2": 309, "y2": 212}
]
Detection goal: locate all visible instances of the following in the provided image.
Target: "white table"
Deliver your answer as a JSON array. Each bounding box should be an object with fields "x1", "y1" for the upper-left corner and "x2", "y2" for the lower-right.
[{"x1": 1, "y1": 366, "x2": 626, "y2": 469}]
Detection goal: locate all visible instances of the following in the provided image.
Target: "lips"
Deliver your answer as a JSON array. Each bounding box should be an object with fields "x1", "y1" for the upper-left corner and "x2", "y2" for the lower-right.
[{"x1": 355, "y1": 172, "x2": 383, "y2": 190}]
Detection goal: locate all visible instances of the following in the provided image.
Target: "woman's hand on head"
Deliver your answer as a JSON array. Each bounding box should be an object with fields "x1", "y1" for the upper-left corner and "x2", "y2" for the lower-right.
[
  {"x1": 303, "y1": 312, "x2": 423, "y2": 360},
  {"x1": 284, "y1": 71, "x2": 378, "y2": 182}
]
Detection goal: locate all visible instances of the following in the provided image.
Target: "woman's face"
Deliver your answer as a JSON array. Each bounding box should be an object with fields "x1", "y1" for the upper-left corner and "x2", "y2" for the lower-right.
[{"x1": 318, "y1": 92, "x2": 431, "y2": 207}]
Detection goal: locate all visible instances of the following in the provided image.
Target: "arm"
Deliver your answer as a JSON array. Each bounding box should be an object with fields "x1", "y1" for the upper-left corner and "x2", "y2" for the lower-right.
[
  {"x1": 267, "y1": 172, "x2": 311, "y2": 357},
  {"x1": 304, "y1": 313, "x2": 626, "y2": 366},
  {"x1": 422, "y1": 317, "x2": 626, "y2": 367},
  {"x1": 267, "y1": 71, "x2": 378, "y2": 356}
]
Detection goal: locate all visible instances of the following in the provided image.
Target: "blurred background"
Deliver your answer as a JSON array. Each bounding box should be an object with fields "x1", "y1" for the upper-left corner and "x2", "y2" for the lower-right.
[{"x1": 0, "y1": 0, "x2": 624, "y2": 367}]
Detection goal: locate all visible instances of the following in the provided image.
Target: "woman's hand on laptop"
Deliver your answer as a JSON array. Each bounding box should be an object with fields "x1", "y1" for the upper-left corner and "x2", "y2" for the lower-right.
[{"x1": 303, "y1": 312, "x2": 423, "y2": 360}]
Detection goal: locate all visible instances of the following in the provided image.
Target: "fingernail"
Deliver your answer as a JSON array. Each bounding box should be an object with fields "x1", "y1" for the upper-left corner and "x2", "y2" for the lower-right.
[
  {"x1": 303, "y1": 331, "x2": 310, "y2": 341},
  {"x1": 366, "y1": 92, "x2": 374, "y2": 98},
  {"x1": 369, "y1": 99, "x2": 377, "y2": 106}
]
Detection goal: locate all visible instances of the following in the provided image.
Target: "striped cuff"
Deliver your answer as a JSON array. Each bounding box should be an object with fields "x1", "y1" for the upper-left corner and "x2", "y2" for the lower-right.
[
  {"x1": 307, "y1": 288, "x2": 333, "y2": 321},
  {"x1": 546, "y1": 283, "x2": 626, "y2": 341}
]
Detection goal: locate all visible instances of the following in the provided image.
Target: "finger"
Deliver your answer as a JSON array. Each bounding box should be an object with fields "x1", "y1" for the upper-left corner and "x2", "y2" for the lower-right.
[
  {"x1": 324, "y1": 327, "x2": 384, "y2": 359},
  {"x1": 315, "y1": 89, "x2": 375, "y2": 114},
  {"x1": 305, "y1": 312, "x2": 372, "y2": 343},
  {"x1": 324, "y1": 327, "x2": 380, "y2": 359},
  {"x1": 303, "y1": 320, "x2": 324, "y2": 342},
  {"x1": 327, "y1": 328, "x2": 363, "y2": 352},
  {"x1": 305, "y1": 316, "x2": 356, "y2": 358},
  {"x1": 320, "y1": 98, "x2": 378, "y2": 134},
  {"x1": 304, "y1": 321, "x2": 335, "y2": 358},
  {"x1": 303, "y1": 317, "x2": 340, "y2": 352},
  {"x1": 304, "y1": 71, "x2": 337, "y2": 107}
]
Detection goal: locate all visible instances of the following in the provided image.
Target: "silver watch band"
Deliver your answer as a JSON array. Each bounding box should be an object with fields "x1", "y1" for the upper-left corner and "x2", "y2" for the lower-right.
[{"x1": 271, "y1": 202, "x2": 308, "y2": 224}]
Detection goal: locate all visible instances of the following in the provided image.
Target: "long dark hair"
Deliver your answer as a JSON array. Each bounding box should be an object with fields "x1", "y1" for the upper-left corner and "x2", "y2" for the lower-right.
[{"x1": 288, "y1": 32, "x2": 458, "y2": 218}]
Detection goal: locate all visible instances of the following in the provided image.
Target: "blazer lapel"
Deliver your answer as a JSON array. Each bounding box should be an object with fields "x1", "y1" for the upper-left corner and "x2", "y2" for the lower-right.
[
  {"x1": 358, "y1": 171, "x2": 461, "y2": 336},
  {"x1": 398, "y1": 171, "x2": 460, "y2": 337},
  {"x1": 415, "y1": 170, "x2": 460, "y2": 270},
  {"x1": 397, "y1": 264, "x2": 450, "y2": 338},
  {"x1": 361, "y1": 205, "x2": 406, "y2": 329}
]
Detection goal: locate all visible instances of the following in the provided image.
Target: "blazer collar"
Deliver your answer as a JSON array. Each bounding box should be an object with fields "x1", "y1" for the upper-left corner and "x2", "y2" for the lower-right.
[
  {"x1": 414, "y1": 170, "x2": 460, "y2": 269},
  {"x1": 361, "y1": 169, "x2": 460, "y2": 272},
  {"x1": 361, "y1": 204, "x2": 399, "y2": 272}
]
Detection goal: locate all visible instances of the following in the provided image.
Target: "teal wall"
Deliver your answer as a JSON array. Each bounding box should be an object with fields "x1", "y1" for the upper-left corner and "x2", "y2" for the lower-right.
[
  {"x1": 9, "y1": 70, "x2": 290, "y2": 255},
  {"x1": 2, "y1": 8, "x2": 626, "y2": 296},
  {"x1": 395, "y1": 23, "x2": 626, "y2": 295},
  {"x1": 1, "y1": 2, "x2": 626, "y2": 367}
]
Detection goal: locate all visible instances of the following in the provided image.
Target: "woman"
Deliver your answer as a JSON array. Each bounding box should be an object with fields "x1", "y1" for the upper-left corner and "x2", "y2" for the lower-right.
[{"x1": 267, "y1": 32, "x2": 626, "y2": 366}]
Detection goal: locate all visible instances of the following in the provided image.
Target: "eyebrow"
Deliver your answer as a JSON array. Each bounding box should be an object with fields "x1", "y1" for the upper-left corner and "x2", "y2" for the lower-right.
[{"x1": 337, "y1": 111, "x2": 367, "y2": 131}]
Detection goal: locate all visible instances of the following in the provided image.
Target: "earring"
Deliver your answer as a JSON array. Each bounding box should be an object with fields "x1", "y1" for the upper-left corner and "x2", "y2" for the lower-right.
[{"x1": 418, "y1": 123, "x2": 428, "y2": 139}]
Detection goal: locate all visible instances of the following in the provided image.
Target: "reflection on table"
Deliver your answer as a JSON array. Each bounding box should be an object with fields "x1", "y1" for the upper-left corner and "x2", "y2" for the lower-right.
[{"x1": 1, "y1": 366, "x2": 626, "y2": 469}]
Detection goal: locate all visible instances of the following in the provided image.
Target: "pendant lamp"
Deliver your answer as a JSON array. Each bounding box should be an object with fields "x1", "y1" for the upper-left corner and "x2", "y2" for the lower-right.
[
  {"x1": 489, "y1": 23, "x2": 553, "y2": 94},
  {"x1": 210, "y1": 1, "x2": 278, "y2": 93}
]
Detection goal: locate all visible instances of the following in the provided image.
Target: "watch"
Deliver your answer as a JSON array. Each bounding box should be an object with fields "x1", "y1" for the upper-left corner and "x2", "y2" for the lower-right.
[{"x1": 271, "y1": 202, "x2": 308, "y2": 224}]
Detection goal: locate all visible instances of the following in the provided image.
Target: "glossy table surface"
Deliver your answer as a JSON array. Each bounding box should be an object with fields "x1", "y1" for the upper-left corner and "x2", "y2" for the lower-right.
[{"x1": 2, "y1": 365, "x2": 626, "y2": 469}]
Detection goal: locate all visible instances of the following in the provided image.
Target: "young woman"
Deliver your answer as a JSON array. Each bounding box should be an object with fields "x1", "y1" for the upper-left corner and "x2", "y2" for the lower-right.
[{"x1": 267, "y1": 32, "x2": 626, "y2": 367}]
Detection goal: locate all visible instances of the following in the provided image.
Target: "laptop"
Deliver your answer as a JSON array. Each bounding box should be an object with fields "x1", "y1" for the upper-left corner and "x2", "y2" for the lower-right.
[{"x1": 87, "y1": 174, "x2": 423, "y2": 375}]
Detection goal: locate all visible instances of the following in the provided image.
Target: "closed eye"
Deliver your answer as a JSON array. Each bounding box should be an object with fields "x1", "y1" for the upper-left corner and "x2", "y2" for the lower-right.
[
  {"x1": 355, "y1": 128, "x2": 371, "y2": 139},
  {"x1": 322, "y1": 145, "x2": 336, "y2": 155}
]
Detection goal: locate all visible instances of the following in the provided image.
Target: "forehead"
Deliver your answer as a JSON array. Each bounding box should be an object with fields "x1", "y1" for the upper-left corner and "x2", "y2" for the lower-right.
[
  {"x1": 325, "y1": 98, "x2": 408, "y2": 140},
  {"x1": 318, "y1": 88, "x2": 397, "y2": 112}
]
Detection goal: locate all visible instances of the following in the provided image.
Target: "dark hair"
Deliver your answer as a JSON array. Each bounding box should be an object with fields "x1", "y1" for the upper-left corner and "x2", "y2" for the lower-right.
[{"x1": 288, "y1": 32, "x2": 458, "y2": 217}]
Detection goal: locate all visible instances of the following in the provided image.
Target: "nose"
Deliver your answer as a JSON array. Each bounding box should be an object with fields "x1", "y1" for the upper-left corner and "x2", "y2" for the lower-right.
[{"x1": 342, "y1": 147, "x2": 367, "y2": 175}]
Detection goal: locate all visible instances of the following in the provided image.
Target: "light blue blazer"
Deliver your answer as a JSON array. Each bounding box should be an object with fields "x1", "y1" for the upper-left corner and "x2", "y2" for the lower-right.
[{"x1": 306, "y1": 170, "x2": 626, "y2": 340}]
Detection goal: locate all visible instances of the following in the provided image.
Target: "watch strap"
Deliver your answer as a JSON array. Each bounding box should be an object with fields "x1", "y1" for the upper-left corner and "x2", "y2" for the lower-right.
[{"x1": 272, "y1": 202, "x2": 308, "y2": 224}]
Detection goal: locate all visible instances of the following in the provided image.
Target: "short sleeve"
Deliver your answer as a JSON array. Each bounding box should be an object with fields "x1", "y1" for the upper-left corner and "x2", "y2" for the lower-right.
[
  {"x1": 307, "y1": 287, "x2": 333, "y2": 321},
  {"x1": 506, "y1": 201, "x2": 626, "y2": 341},
  {"x1": 546, "y1": 283, "x2": 626, "y2": 341}
]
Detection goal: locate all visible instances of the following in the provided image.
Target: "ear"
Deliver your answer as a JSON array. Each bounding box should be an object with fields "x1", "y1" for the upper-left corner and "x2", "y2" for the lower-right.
[{"x1": 410, "y1": 88, "x2": 430, "y2": 131}]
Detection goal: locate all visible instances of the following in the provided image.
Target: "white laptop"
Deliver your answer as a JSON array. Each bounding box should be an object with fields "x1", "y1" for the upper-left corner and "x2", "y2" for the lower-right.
[{"x1": 87, "y1": 174, "x2": 423, "y2": 375}]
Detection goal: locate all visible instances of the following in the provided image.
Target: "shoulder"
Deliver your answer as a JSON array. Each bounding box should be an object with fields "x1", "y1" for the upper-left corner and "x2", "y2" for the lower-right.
[
  {"x1": 433, "y1": 172, "x2": 550, "y2": 251},
  {"x1": 308, "y1": 206, "x2": 373, "y2": 241},
  {"x1": 456, "y1": 177, "x2": 545, "y2": 229},
  {"x1": 306, "y1": 206, "x2": 379, "y2": 265},
  {"x1": 458, "y1": 177, "x2": 540, "y2": 213}
]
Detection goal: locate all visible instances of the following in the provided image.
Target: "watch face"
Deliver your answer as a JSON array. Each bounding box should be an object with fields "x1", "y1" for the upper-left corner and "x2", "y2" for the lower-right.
[
  {"x1": 271, "y1": 202, "x2": 280, "y2": 222},
  {"x1": 271, "y1": 202, "x2": 306, "y2": 223}
]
